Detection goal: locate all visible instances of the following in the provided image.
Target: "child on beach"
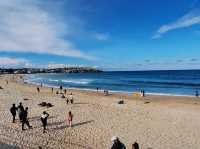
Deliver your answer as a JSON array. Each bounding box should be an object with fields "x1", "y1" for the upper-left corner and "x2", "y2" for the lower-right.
[
  {"x1": 40, "y1": 111, "x2": 49, "y2": 133},
  {"x1": 67, "y1": 111, "x2": 73, "y2": 127}
]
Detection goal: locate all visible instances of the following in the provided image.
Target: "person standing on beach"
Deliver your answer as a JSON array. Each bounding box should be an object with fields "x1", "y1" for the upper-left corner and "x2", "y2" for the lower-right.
[
  {"x1": 40, "y1": 111, "x2": 49, "y2": 133},
  {"x1": 69, "y1": 93, "x2": 74, "y2": 104},
  {"x1": 10, "y1": 104, "x2": 18, "y2": 123},
  {"x1": 67, "y1": 111, "x2": 73, "y2": 127},
  {"x1": 17, "y1": 102, "x2": 24, "y2": 122},
  {"x1": 37, "y1": 87, "x2": 40, "y2": 93},
  {"x1": 21, "y1": 107, "x2": 32, "y2": 130},
  {"x1": 64, "y1": 89, "x2": 67, "y2": 94},
  {"x1": 195, "y1": 90, "x2": 199, "y2": 97},
  {"x1": 60, "y1": 85, "x2": 63, "y2": 92},
  {"x1": 51, "y1": 88, "x2": 54, "y2": 93},
  {"x1": 111, "y1": 136, "x2": 126, "y2": 149},
  {"x1": 132, "y1": 142, "x2": 139, "y2": 149}
]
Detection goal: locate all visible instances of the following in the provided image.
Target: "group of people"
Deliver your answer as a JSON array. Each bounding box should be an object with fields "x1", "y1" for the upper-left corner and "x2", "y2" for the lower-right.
[
  {"x1": 10, "y1": 102, "x2": 32, "y2": 130},
  {"x1": 111, "y1": 136, "x2": 139, "y2": 149},
  {"x1": 10, "y1": 102, "x2": 74, "y2": 133}
]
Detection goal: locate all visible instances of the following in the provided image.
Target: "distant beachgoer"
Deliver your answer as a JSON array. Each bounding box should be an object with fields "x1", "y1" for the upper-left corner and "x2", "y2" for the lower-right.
[
  {"x1": 40, "y1": 111, "x2": 49, "y2": 133},
  {"x1": 51, "y1": 88, "x2": 53, "y2": 93},
  {"x1": 96, "y1": 87, "x2": 99, "y2": 92},
  {"x1": 21, "y1": 107, "x2": 32, "y2": 130},
  {"x1": 68, "y1": 93, "x2": 74, "y2": 104},
  {"x1": 66, "y1": 98, "x2": 69, "y2": 104},
  {"x1": 142, "y1": 90, "x2": 145, "y2": 97},
  {"x1": 111, "y1": 136, "x2": 126, "y2": 149},
  {"x1": 10, "y1": 104, "x2": 18, "y2": 123},
  {"x1": 37, "y1": 87, "x2": 40, "y2": 93},
  {"x1": 17, "y1": 102, "x2": 24, "y2": 122},
  {"x1": 56, "y1": 91, "x2": 59, "y2": 94},
  {"x1": 132, "y1": 142, "x2": 139, "y2": 149},
  {"x1": 61, "y1": 94, "x2": 65, "y2": 98},
  {"x1": 104, "y1": 90, "x2": 109, "y2": 96},
  {"x1": 64, "y1": 89, "x2": 67, "y2": 94},
  {"x1": 140, "y1": 90, "x2": 145, "y2": 97},
  {"x1": 67, "y1": 111, "x2": 73, "y2": 127},
  {"x1": 195, "y1": 90, "x2": 199, "y2": 97},
  {"x1": 6, "y1": 80, "x2": 8, "y2": 85},
  {"x1": 60, "y1": 85, "x2": 63, "y2": 91}
]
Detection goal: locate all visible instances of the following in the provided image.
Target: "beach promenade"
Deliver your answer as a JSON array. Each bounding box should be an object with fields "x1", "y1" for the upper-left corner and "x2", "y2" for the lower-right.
[{"x1": 1, "y1": 75, "x2": 200, "y2": 149}]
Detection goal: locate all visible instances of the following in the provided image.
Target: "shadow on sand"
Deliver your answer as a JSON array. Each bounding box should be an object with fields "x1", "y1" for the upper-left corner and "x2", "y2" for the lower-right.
[
  {"x1": 28, "y1": 116, "x2": 56, "y2": 122},
  {"x1": 0, "y1": 142, "x2": 19, "y2": 149},
  {"x1": 51, "y1": 120, "x2": 94, "y2": 131},
  {"x1": 73, "y1": 102, "x2": 89, "y2": 105},
  {"x1": 48, "y1": 121, "x2": 65, "y2": 127}
]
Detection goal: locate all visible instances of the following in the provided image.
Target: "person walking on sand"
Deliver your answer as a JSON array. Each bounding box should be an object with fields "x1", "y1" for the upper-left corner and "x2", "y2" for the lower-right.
[
  {"x1": 51, "y1": 88, "x2": 54, "y2": 93},
  {"x1": 17, "y1": 102, "x2": 24, "y2": 122},
  {"x1": 21, "y1": 107, "x2": 32, "y2": 130},
  {"x1": 111, "y1": 136, "x2": 126, "y2": 149},
  {"x1": 10, "y1": 104, "x2": 18, "y2": 123},
  {"x1": 195, "y1": 90, "x2": 199, "y2": 97},
  {"x1": 67, "y1": 111, "x2": 73, "y2": 127},
  {"x1": 132, "y1": 142, "x2": 139, "y2": 149},
  {"x1": 37, "y1": 87, "x2": 40, "y2": 93},
  {"x1": 40, "y1": 111, "x2": 49, "y2": 133},
  {"x1": 66, "y1": 98, "x2": 69, "y2": 104},
  {"x1": 64, "y1": 89, "x2": 67, "y2": 94},
  {"x1": 60, "y1": 85, "x2": 63, "y2": 92},
  {"x1": 69, "y1": 93, "x2": 74, "y2": 104}
]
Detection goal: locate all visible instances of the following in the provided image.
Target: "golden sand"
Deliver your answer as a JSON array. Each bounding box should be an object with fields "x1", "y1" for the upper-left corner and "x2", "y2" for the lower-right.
[{"x1": 0, "y1": 74, "x2": 200, "y2": 149}]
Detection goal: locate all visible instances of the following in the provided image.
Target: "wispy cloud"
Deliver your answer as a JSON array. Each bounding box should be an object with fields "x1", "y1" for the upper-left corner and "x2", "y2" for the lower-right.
[
  {"x1": 94, "y1": 33, "x2": 110, "y2": 41},
  {"x1": 0, "y1": 0, "x2": 94, "y2": 60},
  {"x1": 0, "y1": 57, "x2": 30, "y2": 68},
  {"x1": 153, "y1": 10, "x2": 200, "y2": 39}
]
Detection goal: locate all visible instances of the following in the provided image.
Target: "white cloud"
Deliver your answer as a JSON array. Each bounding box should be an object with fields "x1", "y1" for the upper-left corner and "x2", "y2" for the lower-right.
[
  {"x1": 153, "y1": 10, "x2": 200, "y2": 39},
  {"x1": 0, "y1": 0, "x2": 95, "y2": 60},
  {"x1": 94, "y1": 33, "x2": 110, "y2": 41},
  {"x1": 0, "y1": 57, "x2": 29, "y2": 67}
]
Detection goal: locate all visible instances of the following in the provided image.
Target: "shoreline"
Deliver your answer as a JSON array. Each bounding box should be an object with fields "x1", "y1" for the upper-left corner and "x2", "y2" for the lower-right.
[{"x1": 24, "y1": 76, "x2": 196, "y2": 98}]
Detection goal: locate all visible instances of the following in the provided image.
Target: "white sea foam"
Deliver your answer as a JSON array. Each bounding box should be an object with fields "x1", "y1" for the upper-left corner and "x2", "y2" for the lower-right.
[
  {"x1": 24, "y1": 79, "x2": 195, "y2": 97},
  {"x1": 48, "y1": 78, "x2": 92, "y2": 85}
]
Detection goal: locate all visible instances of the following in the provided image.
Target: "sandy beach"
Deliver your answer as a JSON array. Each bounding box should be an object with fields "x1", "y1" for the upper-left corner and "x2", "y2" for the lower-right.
[{"x1": 1, "y1": 74, "x2": 200, "y2": 149}]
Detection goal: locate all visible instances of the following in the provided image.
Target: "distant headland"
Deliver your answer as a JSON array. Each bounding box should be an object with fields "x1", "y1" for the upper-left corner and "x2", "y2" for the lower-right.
[{"x1": 0, "y1": 67, "x2": 103, "y2": 74}]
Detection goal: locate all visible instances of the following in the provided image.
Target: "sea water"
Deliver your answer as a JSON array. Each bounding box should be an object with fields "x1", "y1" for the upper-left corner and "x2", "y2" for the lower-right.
[{"x1": 25, "y1": 70, "x2": 200, "y2": 96}]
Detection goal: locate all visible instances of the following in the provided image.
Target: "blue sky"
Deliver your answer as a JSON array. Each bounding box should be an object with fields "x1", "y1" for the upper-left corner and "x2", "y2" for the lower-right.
[{"x1": 0, "y1": 0, "x2": 200, "y2": 70}]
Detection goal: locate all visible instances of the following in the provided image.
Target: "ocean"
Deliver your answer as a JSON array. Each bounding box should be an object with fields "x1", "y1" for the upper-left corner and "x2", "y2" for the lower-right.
[{"x1": 24, "y1": 70, "x2": 200, "y2": 96}]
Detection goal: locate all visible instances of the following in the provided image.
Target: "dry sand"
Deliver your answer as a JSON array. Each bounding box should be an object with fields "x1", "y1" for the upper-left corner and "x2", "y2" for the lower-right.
[{"x1": 1, "y1": 74, "x2": 200, "y2": 149}]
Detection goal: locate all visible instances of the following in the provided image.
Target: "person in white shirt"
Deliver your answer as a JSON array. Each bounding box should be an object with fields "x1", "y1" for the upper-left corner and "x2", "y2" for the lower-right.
[{"x1": 40, "y1": 111, "x2": 49, "y2": 133}]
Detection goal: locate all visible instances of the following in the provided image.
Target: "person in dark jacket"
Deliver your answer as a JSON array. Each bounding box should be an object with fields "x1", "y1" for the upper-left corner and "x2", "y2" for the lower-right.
[
  {"x1": 111, "y1": 136, "x2": 126, "y2": 149},
  {"x1": 10, "y1": 104, "x2": 18, "y2": 123},
  {"x1": 21, "y1": 107, "x2": 32, "y2": 130},
  {"x1": 17, "y1": 102, "x2": 24, "y2": 122},
  {"x1": 132, "y1": 142, "x2": 139, "y2": 149},
  {"x1": 40, "y1": 111, "x2": 49, "y2": 133}
]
